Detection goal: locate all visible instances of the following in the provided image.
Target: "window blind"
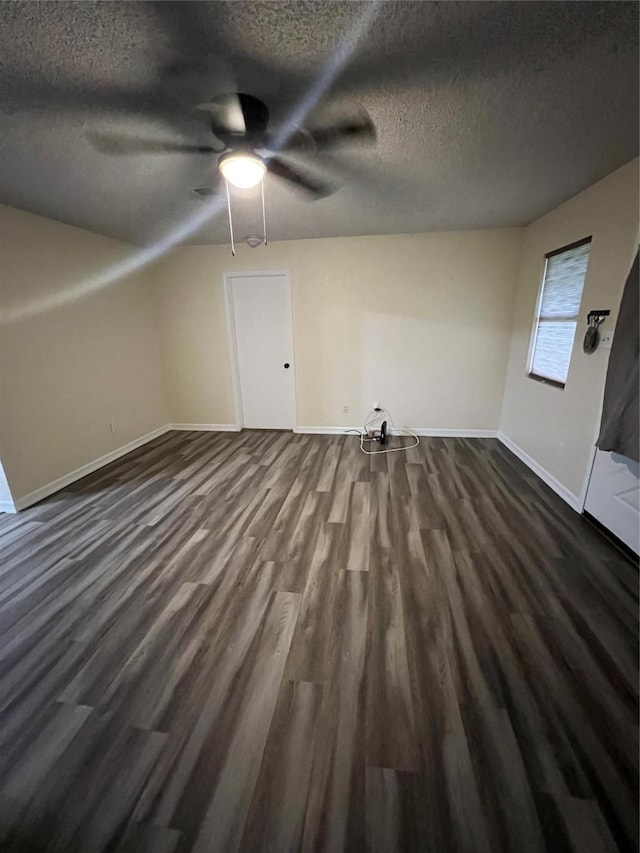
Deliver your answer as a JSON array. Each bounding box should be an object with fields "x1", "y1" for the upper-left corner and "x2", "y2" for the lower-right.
[{"x1": 530, "y1": 239, "x2": 591, "y2": 386}]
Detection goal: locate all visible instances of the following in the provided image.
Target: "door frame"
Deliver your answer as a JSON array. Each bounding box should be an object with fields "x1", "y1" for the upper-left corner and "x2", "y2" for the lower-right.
[{"x1": 223, "y1": 270, "x2": 296, "y2": 429}]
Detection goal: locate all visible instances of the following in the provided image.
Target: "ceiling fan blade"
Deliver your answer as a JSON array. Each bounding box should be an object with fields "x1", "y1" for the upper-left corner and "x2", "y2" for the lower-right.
[
  {"x1": 196, "y1": 93, "x2": 246, "y2": 135},
  {"x1": 309, "y1": 116, "x2": 376, "y2": 148},
  {"x1": 237, "y1": 93, "x2": 269, "y2": 136},
  {"x1": 267, "y1": 157, "x2": 337, "y2": 199},
  {"x1": 191, "y1": 186, "x2": 220, "y2": 199},
  {"x1": 275, "y1": 107, "x2": 376, "y2": 153},
  {"x1": 197, "y1": 93, "x2": 270, "y2": 142},
  {"x1": 86, "y1": 131, "x2": 220, "y2": 156},
  {"x1": 304, "y1": 118, "x2": 376, "y2": 151}
]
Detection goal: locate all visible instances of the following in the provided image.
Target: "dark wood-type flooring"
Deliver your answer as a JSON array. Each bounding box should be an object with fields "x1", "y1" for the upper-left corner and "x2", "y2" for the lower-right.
[{"x1": 0, "y1": 430, "x2": 637, "y2": 853}]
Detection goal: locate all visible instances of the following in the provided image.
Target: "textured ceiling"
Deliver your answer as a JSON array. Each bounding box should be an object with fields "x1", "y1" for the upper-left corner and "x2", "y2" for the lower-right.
[{"x1": 0, "y1": 1, "x2": 638, "y2": 246}]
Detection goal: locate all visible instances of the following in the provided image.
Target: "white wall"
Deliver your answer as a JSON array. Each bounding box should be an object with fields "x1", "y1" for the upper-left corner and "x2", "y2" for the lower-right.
[
  {"x1": 154, "y1": 229, "x2": 523, "y2": 431},
  {"x1": 0, "y1": 205, "x2": 168, "y2": 503},
  {"x1": 500, "y1": 158, "x2": 639, "y2": 504}
]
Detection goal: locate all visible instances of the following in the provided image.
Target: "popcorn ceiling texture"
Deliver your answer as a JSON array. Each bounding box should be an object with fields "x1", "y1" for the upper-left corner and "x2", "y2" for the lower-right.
[{"x1": 0, "y1": 1, "x2": 637, "y2": 246}]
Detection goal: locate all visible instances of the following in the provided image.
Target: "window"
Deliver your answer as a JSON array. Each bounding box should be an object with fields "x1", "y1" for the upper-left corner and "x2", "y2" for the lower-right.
[{"x1": 528, "y1": 237, "x2": 591, "y2": 388}]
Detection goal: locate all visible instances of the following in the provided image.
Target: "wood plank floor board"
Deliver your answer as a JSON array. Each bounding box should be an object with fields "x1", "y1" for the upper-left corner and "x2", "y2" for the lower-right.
[
  {"x1": 0, "y1": 635, "x2": 87, "y2": 749},
  {"x1": 276, "y1": 491, "x2": 332, "y2": 593},
  {"x1": 1, "y1": 709, "x2": 167, "y2": 853},
  {"x1": 239, "y1": 678, "x2": 324, "y2": 852},
  {"x1": 0, "y1": 429, "x2": 636, "y2": 852},
  {"x1": 188, "y1": 591, "x2": 301, "y2": 853},
  {"x1": 284, "y1": 522, "x2": 348, "y2": 684},
  {"x1": 365, "y1": 543, "x2": 418, "y2": 771},
  {"x1": 365, "y1": 766, "x2": 403, "y2": 853},
  {"x1": 457, "y1": 699, "x2": 547, "y2": 853},
  {"x1": 511, "y1": 613, "x2": 637, "y2": 849},
  {"x1": 299, "y1": 569, "x2": 368, "y2": 853},
  {"x1": 258, "y1": 474, "x2": 311, "y2": 559},
  {"x1": 133, "y1": 561, "x2": 285, "y2": 832},
  {"x1": 112, "y1": 822, "x2": 182, "y2": 853}
]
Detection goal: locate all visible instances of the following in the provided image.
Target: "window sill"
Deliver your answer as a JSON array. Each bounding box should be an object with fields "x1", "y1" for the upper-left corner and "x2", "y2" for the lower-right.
[{"x1": 527, "y1": 372, "x2": 565, "y2": 390}]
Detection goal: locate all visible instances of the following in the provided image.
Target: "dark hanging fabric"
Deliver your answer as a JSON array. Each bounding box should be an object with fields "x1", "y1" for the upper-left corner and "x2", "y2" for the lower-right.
[{"x1": 596, "y1": 251, "x2": 639, "y2": 462}]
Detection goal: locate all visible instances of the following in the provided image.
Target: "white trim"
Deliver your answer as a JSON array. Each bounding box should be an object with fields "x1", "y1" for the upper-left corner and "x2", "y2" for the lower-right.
[
  {"x1": 0, "y1": 461, "x2": 16, "y2": 513},
  {"x1": 168, "y1": 423, "x2": 241, "y2": 432},
  {"x1": 13, "y1": 425, "x2": 171, "y2": 511},
  {"x1": 406, "y1": 428, "x2": 497, "y2": 438},
  {"x1": 579, "y1": 438, "x2": 599, "y2": 511},
  {"x1": 295, "y1": 426, "x2": 498, "y2": 438},
  {"x1": 497, "y1": 432, "x2": 582, "y2": 512},
  {"x1": 223, "y1": 275, "x2": 244, "y2": 430},
  {"x1": 580, "y1": 442, "x2": 600, "y2": 512},
  {"x1": 526, "y1": 254, "x2": 550, "y2": 377},
  {"x1": 294, "y1": 426, "x2": 357, "y2": 435}
]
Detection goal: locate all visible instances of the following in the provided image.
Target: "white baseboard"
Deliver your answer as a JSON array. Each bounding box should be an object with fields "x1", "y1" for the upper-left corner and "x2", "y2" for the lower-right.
[
  {"x1": 497, "y1": 432, "x2": 582, "y2": 512},
  {"x1": 295, "y1": 426, "x2": 498, "y2": 438},
  {"x1": 0, "y1": 499, "x2": 17, "y2": 514},
  {"x1": 13, "y1": 425, "x2": 171, "y2": 511},
  {"x1": 168, "y1": 423, "x2": 241, "y2": 432},
  {"x1": 409, "y1": 428, "x2": 498, "y2": 438},
  {"x1": 294, "y1": 426, "x2": 357, "y2": 435}
]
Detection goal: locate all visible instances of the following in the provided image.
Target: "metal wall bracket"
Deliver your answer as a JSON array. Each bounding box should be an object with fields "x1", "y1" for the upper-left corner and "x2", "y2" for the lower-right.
[{"x1": 586, "y1": 309, "x2": 610, "y2": 326}]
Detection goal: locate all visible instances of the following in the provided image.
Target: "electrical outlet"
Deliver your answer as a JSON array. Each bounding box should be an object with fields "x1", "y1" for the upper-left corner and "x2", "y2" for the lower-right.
[
  {"x1": 599, "y1": 330, "x2": 614, "y2": 350},
  {"x1": 342, "y1": 405, "x2": 349, "y2": 414},
  {"x1": 109, "y1": 420, "x2": 117, "y2": 433}
]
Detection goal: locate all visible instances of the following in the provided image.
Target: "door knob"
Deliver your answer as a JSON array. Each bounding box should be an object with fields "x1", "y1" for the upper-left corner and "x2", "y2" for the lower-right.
[{"x1": 284, "y1": 362, "x2": 290, "y2": 369}]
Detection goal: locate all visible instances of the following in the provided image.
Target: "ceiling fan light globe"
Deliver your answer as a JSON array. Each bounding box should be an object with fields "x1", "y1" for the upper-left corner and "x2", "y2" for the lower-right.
[{"x1": 219, "y1": 153, "x2": 266, "y2": 189}]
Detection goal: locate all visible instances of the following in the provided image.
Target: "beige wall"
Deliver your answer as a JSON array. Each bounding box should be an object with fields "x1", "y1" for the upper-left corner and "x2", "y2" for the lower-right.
[
  {"x1": 154, "y1": 229, "x2": 523, "y2": 431},
  {"x1": 500, "y1": 158, "x2": 639, "y2": 502},
  {"x1": 0, "y1": 205, "x2": 168, "y2": 501},
  {"x1": 4, "y1": 159, "x2": 634, "y2": 509},
  {"x1": 153, "y1": 247, "x2": 238, "y2": 426}
]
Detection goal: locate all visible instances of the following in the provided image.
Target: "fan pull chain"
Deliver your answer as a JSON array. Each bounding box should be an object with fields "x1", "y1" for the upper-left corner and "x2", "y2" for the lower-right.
[
  {"x1": 225, "y1": 178, "x2": 236, "y2": 256},
  {"x1": 261, "y1": 179, "x2": 267, "y2": 246}
]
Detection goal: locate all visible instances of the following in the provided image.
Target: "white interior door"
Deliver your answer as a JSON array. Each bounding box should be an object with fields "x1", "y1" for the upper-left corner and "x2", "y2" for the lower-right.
[
  {"x1": 228, "y1": 272, "x2": 296, "y2": 429},
  {"x1": 584, "y1": 450, "x2": 639, "y2": 554}
]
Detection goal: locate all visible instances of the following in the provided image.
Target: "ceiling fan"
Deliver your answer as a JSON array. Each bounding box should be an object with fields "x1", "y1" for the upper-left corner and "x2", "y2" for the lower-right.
[{"x1": 88, "y1": 92, "x2": 376, "y2": 200}]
